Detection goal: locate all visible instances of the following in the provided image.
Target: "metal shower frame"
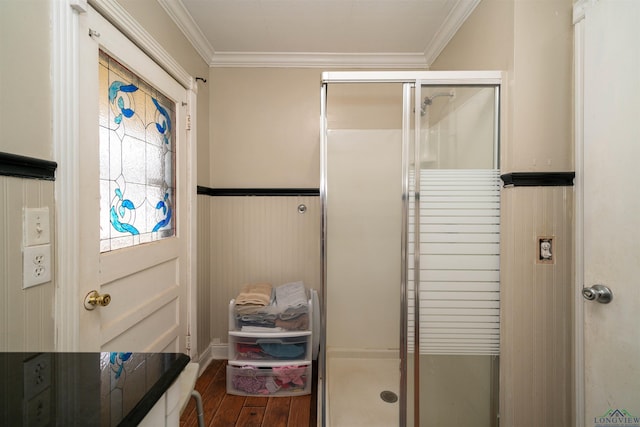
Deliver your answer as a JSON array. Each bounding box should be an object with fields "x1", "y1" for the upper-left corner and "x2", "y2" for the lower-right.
[{"x1": 319, "y1": 70, "x2": 502, "y2": 427}]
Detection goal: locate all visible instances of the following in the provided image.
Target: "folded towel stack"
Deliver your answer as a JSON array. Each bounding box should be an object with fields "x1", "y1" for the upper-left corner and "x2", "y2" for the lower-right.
[
  {"x1": 235, "y1": 282, "x2": 273, "y2": 306},
  {"x1": 233, "y1": 281, "x2": 310, "y2": 332}
]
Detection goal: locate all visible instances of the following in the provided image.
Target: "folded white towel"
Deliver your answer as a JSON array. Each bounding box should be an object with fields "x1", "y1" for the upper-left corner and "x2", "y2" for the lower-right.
[{"x1": 275, "y1": 281, "x2": 307, "y2": 308}]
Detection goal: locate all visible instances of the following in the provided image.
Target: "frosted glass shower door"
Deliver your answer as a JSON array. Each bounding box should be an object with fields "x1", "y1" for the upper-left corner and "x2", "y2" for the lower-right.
[
  {"x1": 324, "y1": 83, "x2": 405, "y2": 427},
  {"x1": 408, "y1": 85, "x2": 500, "y2": 427}
]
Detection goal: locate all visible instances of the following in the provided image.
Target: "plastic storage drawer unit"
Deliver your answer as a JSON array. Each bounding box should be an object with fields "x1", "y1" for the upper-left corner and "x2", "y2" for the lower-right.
[{"x1": 226, "y1": 363, "x2": 311, "y2": 397}]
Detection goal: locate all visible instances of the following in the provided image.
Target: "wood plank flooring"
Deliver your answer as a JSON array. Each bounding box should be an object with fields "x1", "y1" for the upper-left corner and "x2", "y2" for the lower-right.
[{"x1": 180, "y1": 360, "x2": 317, "y2": 427}]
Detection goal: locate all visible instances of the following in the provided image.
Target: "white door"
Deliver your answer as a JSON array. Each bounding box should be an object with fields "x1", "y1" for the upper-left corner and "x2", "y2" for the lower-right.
[
  {"x1": 74, "y1": 6, "x2": 191, "y2": 352},
  {"x1": 578, "y1": 0, "x2": 640, "y2": 425}
]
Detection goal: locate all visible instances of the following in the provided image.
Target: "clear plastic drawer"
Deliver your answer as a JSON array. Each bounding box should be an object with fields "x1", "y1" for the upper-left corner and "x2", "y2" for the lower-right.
[
  {"x1": 226, "y1": 363, "x2": 311, "y2": 397},
  {"x1": 228, "y1": 333, "x2": 311, "y2": 362}
]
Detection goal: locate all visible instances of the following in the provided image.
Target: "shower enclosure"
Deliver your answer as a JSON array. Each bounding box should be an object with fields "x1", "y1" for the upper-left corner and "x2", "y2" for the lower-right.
[{"x1": 320, "y1": 71, "x2": 502, "y2": 427}]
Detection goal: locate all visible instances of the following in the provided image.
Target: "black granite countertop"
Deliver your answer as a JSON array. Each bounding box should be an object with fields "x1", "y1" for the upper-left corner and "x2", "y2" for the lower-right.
[{"x1": 0, "y1": 352, "x2": 190, "y2": 426}]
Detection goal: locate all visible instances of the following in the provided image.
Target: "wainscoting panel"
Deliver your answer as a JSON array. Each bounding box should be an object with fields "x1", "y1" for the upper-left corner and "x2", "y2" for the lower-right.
[
  {"x1": 0, "y1": 175, "x2": 55, "y2": 351},
  {"x1": 208, "y1": 196, "x2": 321, "y2": 343},
  {"x1": 500, "y1": 185, "x2": 573, "y2": 426},
  {"x1": 197, "y1": 194, "x2": 212, "y2": 357}
]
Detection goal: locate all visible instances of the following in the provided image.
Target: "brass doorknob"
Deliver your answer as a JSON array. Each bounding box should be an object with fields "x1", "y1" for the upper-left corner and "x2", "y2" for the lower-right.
[{"x1": 84, "y1": 290, "x2": 111, "y2": 310}]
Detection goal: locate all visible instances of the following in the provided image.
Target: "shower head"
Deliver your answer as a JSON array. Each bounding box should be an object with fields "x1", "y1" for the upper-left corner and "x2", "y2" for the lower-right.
[{"x1": 420, "y1": 91, "x2": 455, "y2": 116}]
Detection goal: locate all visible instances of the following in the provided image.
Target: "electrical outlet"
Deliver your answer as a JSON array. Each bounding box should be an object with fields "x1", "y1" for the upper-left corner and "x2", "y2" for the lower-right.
[
  {"x1": 24, "y1": 390, "x2": 51, "y2": 427},
  {"x1": 23, "y1": 353, "x2": 51, "y2": 400},
  {"x1": 23, "y1": 244, "x2": 52, "y2": 288},
  {"x1": 24, "y1": 207, "x2": 50, "y2": 246},
  {"x1": 23, "y1": 354, "x2": 52, "y2": 427}
]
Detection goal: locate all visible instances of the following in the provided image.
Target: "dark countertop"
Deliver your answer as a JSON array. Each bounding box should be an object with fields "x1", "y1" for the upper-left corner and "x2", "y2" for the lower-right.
[{"x1": 0, "y1": 352, "x2": 190, "y2": 426}]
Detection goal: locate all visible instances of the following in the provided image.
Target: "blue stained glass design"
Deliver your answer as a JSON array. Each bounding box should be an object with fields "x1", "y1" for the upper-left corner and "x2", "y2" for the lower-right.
[
  {"x1": 152, "y1": 193, "x2": 172, "y2": 232},
  {"x1": 110, "y1": 187, "x2": 139, "y2": 235},
  {"x1": 152, "y1": 98, "x2": 172, "y2": 145},
  {"x1": 110, "y1": 352, "x2": 132, "y2": 380},
  {"x1": 109, "y1": 81, "x2": 139, "y2": 125},
  {"x1": 99, "y1": 50, "x2": 176, "y2": 252}
]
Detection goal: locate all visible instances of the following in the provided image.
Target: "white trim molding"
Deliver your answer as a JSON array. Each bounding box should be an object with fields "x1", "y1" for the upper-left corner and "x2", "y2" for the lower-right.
[
  {"x1": 187, "y1": 86, "x2": 198, "y2": 360},
  {"x1": 423, "y1": 0, "x2": 482, "y2": 65},
  {"x1": 573, "y1": 3, "x2": 586, "y2": 425},
  {"x1": 88, "y1": 0, "x2": 194, "y2": 90},
  {"x1": 53, "y1": 0, "x2": 81, "y2": 352},
  {"x1": 210, "y1": 52, "x2": 429, "y2": 69},
  {"x1": 157, "y1": 0, "x2": 216, "y2": 66},
  {"x1": 573, "y1": 0, "x2": 597, "y2": 24},
  {"x1": 211, "y1": 343, "x2": 228, "y2": 361}
]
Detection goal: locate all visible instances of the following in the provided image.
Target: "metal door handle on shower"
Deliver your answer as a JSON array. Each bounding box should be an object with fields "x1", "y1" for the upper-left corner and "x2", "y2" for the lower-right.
[{"x1": 582, "y1": 284, "x2": 613, "y2": 304}]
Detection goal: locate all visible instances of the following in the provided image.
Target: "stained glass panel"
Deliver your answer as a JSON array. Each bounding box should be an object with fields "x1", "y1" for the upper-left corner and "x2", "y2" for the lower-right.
[{"x1": 99, "y1": 50, "x2": 176, "y2": 252}]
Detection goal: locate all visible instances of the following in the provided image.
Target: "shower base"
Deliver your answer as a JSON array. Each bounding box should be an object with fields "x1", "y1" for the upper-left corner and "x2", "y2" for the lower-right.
[{"x1": 326, "y1": 352, "x2": 400, "y2": 426}]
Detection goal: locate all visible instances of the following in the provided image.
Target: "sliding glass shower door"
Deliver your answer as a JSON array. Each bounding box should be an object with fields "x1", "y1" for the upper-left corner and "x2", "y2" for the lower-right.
[
  {"x1": 407, "y1": 83, "x2": 500, "y2": 427},
  {"x1": 321, "y1": 72, "x2": 501, "y2": 427}
]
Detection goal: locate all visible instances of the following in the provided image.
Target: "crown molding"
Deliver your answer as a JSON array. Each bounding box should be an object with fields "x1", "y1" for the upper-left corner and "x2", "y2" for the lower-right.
[
  {"x1": 162, "y1": 0, "x2": 480, "y2": 68},
  {"x1": 89, "y1": 0, "x2": 194, "y2": 89},
  {"x1": 157, "y1": 0, "x2": 216, "y2": 64},
  {"x1": 423, "y1": 0, "x2": 481, "y2": 66},
  {"x1": 573, "y1": 0, "x2": 596, "y2": 24},
  {"x1": 208, "y1": 51, "x2": 429, "y2": 69}
]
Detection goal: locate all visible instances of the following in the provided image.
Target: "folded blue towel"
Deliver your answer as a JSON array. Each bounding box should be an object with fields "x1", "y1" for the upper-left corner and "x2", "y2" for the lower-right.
[{"x1": 259, "y1": 343, "x2": 305, "y2": 359}]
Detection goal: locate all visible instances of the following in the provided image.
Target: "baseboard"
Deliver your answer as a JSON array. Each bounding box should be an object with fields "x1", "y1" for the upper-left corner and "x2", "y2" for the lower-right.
[
  {"x1": 211, "y1": 343, "x2": 228, "y2": 360},
  {"x1": 196, "y1": 345, "x2": 213, "y2": 376}
]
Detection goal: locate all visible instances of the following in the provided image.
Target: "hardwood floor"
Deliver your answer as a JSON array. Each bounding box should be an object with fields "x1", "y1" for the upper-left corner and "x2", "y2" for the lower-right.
[{"x1": 180, "y1": 360, "x2": 317, "y2": 427}]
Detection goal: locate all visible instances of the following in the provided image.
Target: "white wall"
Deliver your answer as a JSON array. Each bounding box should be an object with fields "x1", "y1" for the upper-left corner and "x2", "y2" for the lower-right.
[
  {"x1": 209, "y1": 68, "x2": 322, "y2": 188},
  {"x1": 0, "y1": 2, "x2": 55, "y2": 351}
]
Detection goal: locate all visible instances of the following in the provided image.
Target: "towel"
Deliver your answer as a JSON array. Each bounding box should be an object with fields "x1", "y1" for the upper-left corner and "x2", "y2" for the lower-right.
[
  {"x1": 235, "y1": 283, "x2": 273, "y2": 306},
  {"x1": 275, "y1": 281, "x2": 307, "y2": 308}
]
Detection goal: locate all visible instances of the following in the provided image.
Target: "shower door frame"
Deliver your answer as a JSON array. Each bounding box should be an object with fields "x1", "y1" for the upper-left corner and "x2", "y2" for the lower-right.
[{"x1": 320, "y1": 70, "x2": 503, "y2": 427}]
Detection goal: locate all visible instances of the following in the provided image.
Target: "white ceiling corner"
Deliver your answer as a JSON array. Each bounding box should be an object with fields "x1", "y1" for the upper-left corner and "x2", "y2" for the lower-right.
[
  {"x1": 157, "y1": 0, "x2": 216, "y2": 65},
  {"x1": 163, "y1": 0, "x2": 482, "y2": 69},
  {"x1": 423, "y1": 0, "x2": 481, "y2": 65}
]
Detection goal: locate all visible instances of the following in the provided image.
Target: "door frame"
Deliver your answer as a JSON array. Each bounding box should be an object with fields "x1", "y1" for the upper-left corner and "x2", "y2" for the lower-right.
[
  {"x1": 573, "y1": 1, "x2": 587, "y2": 425},
  {"x1": 53, "y1": 0, "x2": 198, "y2": 356}
]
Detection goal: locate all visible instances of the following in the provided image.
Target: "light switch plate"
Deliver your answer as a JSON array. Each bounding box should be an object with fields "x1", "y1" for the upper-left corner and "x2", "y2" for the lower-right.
[{"x1": 24, "y1": 208, "x2": 50, "y2": 247}]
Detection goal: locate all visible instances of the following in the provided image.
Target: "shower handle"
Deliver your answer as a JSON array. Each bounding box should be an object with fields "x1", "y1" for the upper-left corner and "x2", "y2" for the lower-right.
[{"x1": 582, "y1": 284, "x2": 613, "y2": 304}]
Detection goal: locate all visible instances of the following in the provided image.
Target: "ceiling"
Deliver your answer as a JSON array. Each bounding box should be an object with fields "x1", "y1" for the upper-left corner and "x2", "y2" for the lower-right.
[{"x1": 158, "y1": 0, "x2": 481, "y2": 68}]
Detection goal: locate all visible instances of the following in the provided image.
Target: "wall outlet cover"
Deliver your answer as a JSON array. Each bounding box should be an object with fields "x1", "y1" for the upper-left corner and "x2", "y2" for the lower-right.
[
  {"x1": 23, "y1": 244, "x2": 52, "y2": 288},
  {"x1": 537, "y1": 236, "x2": 554, "y2": 264}
]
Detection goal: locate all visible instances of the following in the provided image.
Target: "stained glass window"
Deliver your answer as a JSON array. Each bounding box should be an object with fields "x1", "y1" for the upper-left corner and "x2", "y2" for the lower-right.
[{"x1": 99, "y1": 50, "x2": 176, "y2": 252}]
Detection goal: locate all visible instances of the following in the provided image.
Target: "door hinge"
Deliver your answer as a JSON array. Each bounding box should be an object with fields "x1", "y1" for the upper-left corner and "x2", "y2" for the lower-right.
[
  {"x1": 186, "y1": 115, "x2": 192, "y2": 131},
  {"x1": 185, "y1": 334, "x2": 191, "y2": 351}
]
